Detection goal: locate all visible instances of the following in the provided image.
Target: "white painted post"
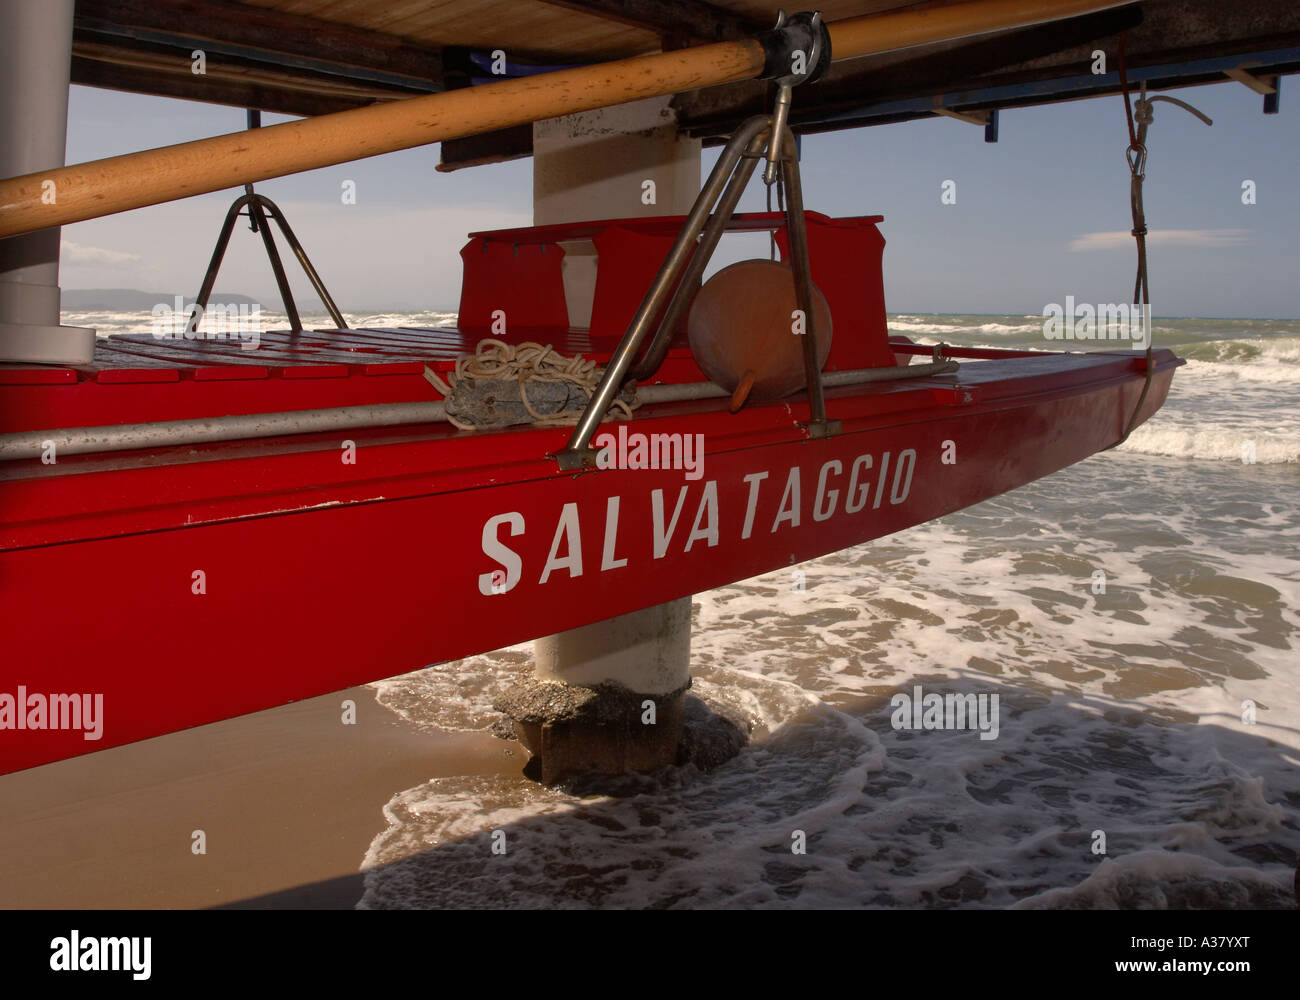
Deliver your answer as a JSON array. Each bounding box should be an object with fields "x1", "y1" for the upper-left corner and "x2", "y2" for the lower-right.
[
  {"x1": 506, "y1": 97, "x2": 700, "y2": 776},
  {"x1": 534, "y1": 598, "x2": 693, "y2": 695},
  {"x1": 531, "y1": 96, "x2": 698, "y2": 697},
  {"x1": 0, "y1": 0, "x2": 96, "y2": 364},
  {"x1": 533, "y1": 95, "x2": 701, "y2": 329}
]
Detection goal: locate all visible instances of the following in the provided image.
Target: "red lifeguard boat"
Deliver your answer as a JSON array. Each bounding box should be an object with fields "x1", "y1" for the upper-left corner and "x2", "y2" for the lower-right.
[{"x1": 0, "y1": 200, "x2": 1181, "y2": 775}]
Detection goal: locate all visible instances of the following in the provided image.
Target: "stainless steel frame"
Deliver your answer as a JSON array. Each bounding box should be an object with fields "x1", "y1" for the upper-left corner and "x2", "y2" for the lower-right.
[{"x1": 556, "y1": 107, "x2": 838, "y2": 472}]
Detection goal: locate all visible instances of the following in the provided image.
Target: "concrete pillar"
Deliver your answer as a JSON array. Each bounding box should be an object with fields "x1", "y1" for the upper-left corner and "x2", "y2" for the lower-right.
[
  {"x1": 535, "y1": 599, "x2": 691, "y2": 694},
  {"x1": 497, "y1": 98, "x2": 702, "y2": 783},
  {"x1": 0, "y1": 0, "x2": 96, "y2": 364},
  {"x1": 533, "y1": 95, "x2": 701, "y2": 328}
]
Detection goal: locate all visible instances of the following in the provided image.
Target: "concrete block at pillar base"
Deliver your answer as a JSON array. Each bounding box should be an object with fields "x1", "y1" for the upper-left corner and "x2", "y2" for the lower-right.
[
  {"x1": 495, "y1": 677, "x2": 753, "y2": 785},
  {"x1": 496, "y1": 678, "x2": 688, "y2": 785},
  {"x1": 0, "y1": 322, "x2": 96, "y2": 364}
]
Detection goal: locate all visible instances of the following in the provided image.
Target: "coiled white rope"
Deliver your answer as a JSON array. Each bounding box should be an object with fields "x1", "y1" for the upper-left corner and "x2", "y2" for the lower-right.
[{"x1": 424, "y1": 338, "x2": 637, "y2": 431}]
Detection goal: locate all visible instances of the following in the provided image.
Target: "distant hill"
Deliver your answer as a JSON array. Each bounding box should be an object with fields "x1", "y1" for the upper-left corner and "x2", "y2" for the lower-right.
[{"x1": 62, "y1": 288, "x2": 322, "y2": 311}]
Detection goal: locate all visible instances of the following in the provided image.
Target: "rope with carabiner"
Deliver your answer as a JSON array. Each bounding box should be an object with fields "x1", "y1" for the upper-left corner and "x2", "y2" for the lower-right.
[{"x1": 1114, "y1": 31, "x2": 1211, "y2": 445}]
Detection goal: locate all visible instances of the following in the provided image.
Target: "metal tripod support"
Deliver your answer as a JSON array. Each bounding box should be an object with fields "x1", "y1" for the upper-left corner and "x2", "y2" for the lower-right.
[
  {"x1": 187, "y1": 110, "x2": 348, "y2": 335},
  {"x1": 187, "y1": 191, "x2": 349, "y2": 335},
  {"x1": 557, "y1": 11, "x2": 837, "y2": 471}
]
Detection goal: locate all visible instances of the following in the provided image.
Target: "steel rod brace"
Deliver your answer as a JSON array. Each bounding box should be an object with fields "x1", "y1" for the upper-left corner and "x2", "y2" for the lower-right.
[{"x1": 556, "y1": 74, "x2": 838, "y2": 471}]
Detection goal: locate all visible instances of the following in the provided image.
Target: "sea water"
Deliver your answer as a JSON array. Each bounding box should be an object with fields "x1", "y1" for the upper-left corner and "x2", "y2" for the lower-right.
[{"x1": 73, "y1": 310, "x2": 1300, "y2": 908}]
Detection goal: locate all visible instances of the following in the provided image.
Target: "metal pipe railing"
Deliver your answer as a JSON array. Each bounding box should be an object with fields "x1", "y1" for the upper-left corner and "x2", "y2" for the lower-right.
[{"x1": 0, "y1": 361, "x2": 958, "y2": 462}]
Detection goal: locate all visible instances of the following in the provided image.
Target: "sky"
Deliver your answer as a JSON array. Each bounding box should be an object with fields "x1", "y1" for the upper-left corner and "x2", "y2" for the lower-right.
[{"x1": 58, "y1": 77, "x2": 1299, "y2": 318}]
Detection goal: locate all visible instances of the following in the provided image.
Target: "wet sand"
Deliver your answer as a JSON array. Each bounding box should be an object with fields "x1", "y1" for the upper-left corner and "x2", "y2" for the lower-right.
[{"x1": 0, "y1": 685, "x2": 515, "y2": 909}]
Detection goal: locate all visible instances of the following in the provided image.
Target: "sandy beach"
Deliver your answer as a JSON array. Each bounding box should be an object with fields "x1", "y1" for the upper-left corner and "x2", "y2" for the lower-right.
[{"x1": 0, "y1": 685, "x2": 516, "y2": 909}]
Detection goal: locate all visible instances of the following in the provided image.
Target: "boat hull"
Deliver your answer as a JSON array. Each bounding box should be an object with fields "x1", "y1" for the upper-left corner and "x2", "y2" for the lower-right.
[{"x1": 0, "y1": 345, "x2": 1180, "y2": 774}]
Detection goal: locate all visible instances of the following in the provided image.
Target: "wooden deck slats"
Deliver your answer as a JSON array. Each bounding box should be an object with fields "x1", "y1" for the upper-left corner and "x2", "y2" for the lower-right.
[
  {"x1": 96, "y1": 337, "x2": 278, "y2": 366},
  {"x1": 3, "y1": 326, "x2": 622, "y2": 385},
  {"x1": 0, "y1": 323, "x2": 714, "y2": 435}
]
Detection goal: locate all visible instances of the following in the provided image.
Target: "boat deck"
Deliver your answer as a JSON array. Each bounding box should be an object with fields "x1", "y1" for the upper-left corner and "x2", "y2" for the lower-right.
[
  {"x1": 0, "y1": 325, "x2": 707, "y2": 433},
  {"x1": 0, "y1": 326, "x2": 632, "y2": 381}
]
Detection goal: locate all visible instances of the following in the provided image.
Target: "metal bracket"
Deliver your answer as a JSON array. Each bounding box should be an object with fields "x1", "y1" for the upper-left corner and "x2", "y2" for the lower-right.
[
  {"x1": 555, "y1": 447, "x2": 598, "y2": 472},
  {"x1": 756, "y1": 9, "x2": 832, "y2": 86},
  {"x1": 801, "y1": 418, "x2": 842, "y2": 439},
  {"x1": 762, "y1": 10, "x2": 830, "y2": 185}
]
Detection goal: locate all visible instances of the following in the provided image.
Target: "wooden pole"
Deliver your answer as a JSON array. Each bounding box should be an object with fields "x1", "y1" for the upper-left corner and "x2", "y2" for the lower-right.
[{"x1": 0, "y1": 0, "x2": 1131, "y2": 239}]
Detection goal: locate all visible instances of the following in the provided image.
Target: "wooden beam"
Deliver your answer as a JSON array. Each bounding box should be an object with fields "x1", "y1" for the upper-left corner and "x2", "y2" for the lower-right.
[
  {"x1": 437, "y1": 125, "x2": 534, "y2": 172},
  {"x1": 1223, "y1": 66, "x2": 1277, "y2": 94},
  {"x1": 74, "y1": 0, "x2": 443, "y2": 90},
  {"x1": 532, "y1": 0, "x2": 763, "y2": 44},
  {"x1": 933, "y1": 106, "x2": 991, "y2": 124},
  {"x1": 70, "y1": 56, "x2": 370, "y2": 117},
  {"x1": 72, "y1": 38, "x2": 408, "y2": 104}
]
